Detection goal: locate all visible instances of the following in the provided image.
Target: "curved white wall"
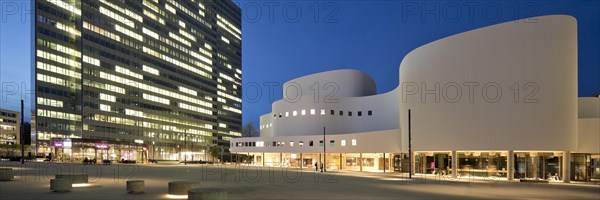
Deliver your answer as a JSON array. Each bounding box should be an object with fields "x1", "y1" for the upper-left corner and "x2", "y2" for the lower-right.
[
  {"x1": 282, "y1": 69, "x2": 377, "y2": 98},
  {"x1": 399, "y1": 15, "x2": 578, "y2": 152}
]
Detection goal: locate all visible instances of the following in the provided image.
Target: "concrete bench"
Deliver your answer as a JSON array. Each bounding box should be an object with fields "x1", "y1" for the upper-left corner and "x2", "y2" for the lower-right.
[
  {"x1": 168, "y1": 181, "x2": 201, "y2": 195},
  {"x1": 0, "y1": 168, "x2": 14, "y2": 181},
  {"x1": 50, "y1": 179, "x2": 72, "y2": 192},
  {"x1": 55, "y1": 173, "x2": 88, "y2": 184},
  {"x1": 519, "y1": 179, "x2": 549, "y2": 183},
  {"x1": 126, "y1": 180, "x2": 145, "y2": 193},
  {"x1": 188, "y1": 188, "x2": 228, "y2": 200}
]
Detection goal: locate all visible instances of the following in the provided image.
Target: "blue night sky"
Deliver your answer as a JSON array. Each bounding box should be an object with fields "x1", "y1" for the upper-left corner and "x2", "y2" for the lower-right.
[{"x1": 0, "y1": 0, "x2": 598, "y2": 127}]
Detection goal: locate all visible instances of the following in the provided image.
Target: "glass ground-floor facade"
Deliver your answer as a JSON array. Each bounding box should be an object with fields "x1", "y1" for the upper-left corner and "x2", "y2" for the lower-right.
[
  {"x1": 35, "y1": 138, "x2": 211, "y2": 163},
  {"x1": 235, "y1": 151, "x2": 600, "y2": 182}
]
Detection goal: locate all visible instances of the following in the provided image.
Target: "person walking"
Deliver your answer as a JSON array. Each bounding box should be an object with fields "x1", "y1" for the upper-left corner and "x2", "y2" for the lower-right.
[
  {"x1": 320, "y1": 162, "x2": 324, "y2": 172},
  {"x1": 315, "y1": 162, "x2": 319, "y2": 172}
]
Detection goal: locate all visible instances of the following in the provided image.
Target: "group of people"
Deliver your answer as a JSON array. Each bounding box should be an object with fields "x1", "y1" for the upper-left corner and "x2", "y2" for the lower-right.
[{"x1": 314, "y1": 161, "x2": 325, "y2": 172}]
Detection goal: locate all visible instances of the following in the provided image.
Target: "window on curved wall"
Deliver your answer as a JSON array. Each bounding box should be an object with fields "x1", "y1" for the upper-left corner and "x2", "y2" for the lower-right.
[
  {"x1": 279, "y1": 113, "x2": 282, "y2": 118},
  {"x1": 299, "y1": 141, "x2": 304, "y2": 146},
  {"x1": 310, "y1": 109, "x2": 315, "y2": 115},
  {"x1": 285, "y1": 112, "x2": 289, "y2": 117},
  {"x1": 293, "y1": 111, "x2": 297, "y2": 116},
  {"x1": 330, "y1": 110, "x2": 335, "y2": 115},
  {"x1": 341, "y1": 140, "x2": 346, "y2": 146},
  {"x1": 301, "y1": 110, "x2": 306, "y2": 115},
  {"x1": 368, "y1": 110, "x2": 373, "y2": 116},
  {"x1": 358, "y1": 111, "x2": 362, "y2": 116},
  {"x1": 339, "y1": 111, "x2": 343, "y2": 116},
  {"x1": 309, "y1": 141, "x2": 314, "y2": 146},
  {"x1": 319, "y1": 140, "x2": 324, "y2": 146},
  {"x1": 329, "y1": 140, "x2": 335, "y2": 146},
  {"x1": 352, "y1": 139, "x2": 357, "y2": 146},
  {"x1": 348, "y1": 111, "x2": 352, "y2": 116},
  {"x1": 321, "y1": 109, "x2": 325, "y2": 115}
]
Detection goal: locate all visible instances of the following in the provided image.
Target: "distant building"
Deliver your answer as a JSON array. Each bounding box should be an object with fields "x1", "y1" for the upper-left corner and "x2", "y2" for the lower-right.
[
  {"x1": 232, "y1": 15, "x2": 600, "y2": 183},
  {"x1": 0, "y1": 109, "x2": 20, "y2": 145},
  {"x1": 33, "y1": 0, "x2": 242, "y2": 162}
]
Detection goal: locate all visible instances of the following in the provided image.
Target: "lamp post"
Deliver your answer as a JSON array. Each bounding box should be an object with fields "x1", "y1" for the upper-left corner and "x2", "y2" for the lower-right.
[
  {"x1": 408, "y1": 109, "x2": 412, "y2": 179},
  {"x1": 323, "y1": 126, "x2": 326, "y2": 172},
  {"x1": 184, "y1": 130, "x2": 187, "y2": 165},
  {"x1": 20, "y1": 100, "x2": 24, "y2": 164}
]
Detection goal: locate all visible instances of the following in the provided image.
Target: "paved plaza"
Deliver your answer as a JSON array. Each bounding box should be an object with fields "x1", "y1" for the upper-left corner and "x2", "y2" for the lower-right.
[{"x1": 0, "y1": 161, "x2": 599, "y2": 200}]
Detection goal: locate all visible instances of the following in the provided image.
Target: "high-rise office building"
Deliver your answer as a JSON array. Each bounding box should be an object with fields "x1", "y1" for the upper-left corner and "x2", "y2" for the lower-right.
[
  {"x1": 0, "y1": 109, "x2": 20, "y2": 145},
  {"x1": 33, "y1": 0, "x2": 241, "y2": 162}
]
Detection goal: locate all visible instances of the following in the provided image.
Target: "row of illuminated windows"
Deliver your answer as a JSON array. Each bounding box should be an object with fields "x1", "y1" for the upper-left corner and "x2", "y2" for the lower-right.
[
  {"x1": 169, "y1": 31, "x2": 191, "y2": 47},
  {"x1": 98, "y1": 0, "x2": 143, "y2": 23},
  {"x1": 83, "y1": 21, "x2": 121, "y2": 42},
  {"x1": 83, "y1": 80, "x2": 126, "y2": 94},
  {"x1": 179, "y1": 102, "x2": 212, "y2": 115},
  {"x1": 83, "y1": 55, "x2": 100, "y2": 66},
  {"x1": 273, "y1": 109, "x2": 373, "y2": 119},
  {"x1": 235, "y1": 139, "x2": 357, "y2": 148},
  {"x1": 88, "y1": 113, "x2": 213, "y2": 137},
  {"x1": 145, "y1": 32, "x2": 213, "y2": 74},
  {"x1": 143, "y1": 93, "x2": 170, "y2": 105},
  {"x1": 37, "y1": 61, "x2": 81, "y2": 79},
  {"x1": 37, "y1": 74, "x2": 80, "y2": 89},
  {"x1": 115, "y1": 66, "x2": 143, "y2": 79},
  {"x1": 217, "y1": 91, "x2": 241, "y2": 103},
  {"x1": 98, "y1": 71, "x2": 212, "y2": 108},
  {"x1": 37, "y1": 97, "x2": 63, "y2": 108},
  {"x1": 143, "y1": 9, "x2": 165, "y2": 25},
  {"x1": 259, "y1": 123, "x2": 272, "y2": 130},
  {"x1": 37, "y1": 50, "x2": 81, "y2": 68},
  {"x1": 99, "y1": 93, "x2": 116, "y2": 102},
  {"x1": 143, "y1": 65, "x2": 159, "y2": 76},
  {"x1": 216, "y1": 14, "x2": 241, "y2": 40},
  {"x1": 0, "y1": 119, "x2": 17, "y2": 124},
  {"x1": 44, "y1": 0, "x2": 81, "y2": 15},
  {"x1": 91, "y1": 101, "x2": 215, "y2": 131},
  {"x1": 142, "y1": 46, "x2": 211, "y2": 79},
  {"x1": 37, "y1": 109, "x2": 81, "y2": 121},
  {"x1": 99, "y1": 6, "x2": 135, "y2": 29},
  {"x1": 179, "y1": 29, "x2": 196, "y2": 42},
  {"x1": 178, "y1": 86, "x2": 197, "y2": 96},
  {"x1": 115, "y1": 24, "x2": 143, "y2": 41},
  {"x1": 222, "y1": 105, "x2": 242, "y2": 114},
  {"x1": 37, "y1": 38, "x2": 81, "y2": 58}
]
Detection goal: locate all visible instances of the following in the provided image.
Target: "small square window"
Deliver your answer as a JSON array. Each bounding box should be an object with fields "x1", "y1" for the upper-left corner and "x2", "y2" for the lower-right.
[
  {"x1": 320, "y1": 109, "x2": 326, "y2": 115},
  {"x1": 339, "y1": 111, "x2": 343, "y2": 116},
  {"x1": 285, "y1": 112, "x2": 289, "y2": 117},
  {"x1": 352, "y1": 139, "x2": 357, "y2": 146},
  {"x1": 341, "y1": 140, "x2": 346, "y2": 146},
  {"x1": 358, "y1": 111, "x2": 362, "y2": 116},
  {"x1": 330, "y1": 110, "x2": 335, "y2": 115},
  {"x1": 290, "y1": 141, "x2": 294, "y2": 146},
  {"x1": 299, "y1": 141, "x2": 304, "y2": 146},
  {"x1": 301, "y1": 110, "x2": 306, "y2": 115},
  {"x1": 309, "y1": 141, "x2": 314, "y2": 146},
  {"x1": 319, "y1": 140, "x2": 324, "y2": 146},
  {"x1": 279, "y1": 113, "x2": 282, "y2": 118},
  {"x1": 348, "y1": 111, "x2": 352, "y2": 116},
  {"x1": 310, "y1": 109, "x2": 315, "y2": 115},
  {"x1": 368, "y1": 110, "x2": 373, "y2": 116},
  {"x1": 329, "y1": 140, "x2": 335, "y2": 146},
  {"x1": 274, "y1": 114, "x2": 277, "y2": 119},
  {"x1": 293, "y1": 111, "x2": 298, "y2": 116}
]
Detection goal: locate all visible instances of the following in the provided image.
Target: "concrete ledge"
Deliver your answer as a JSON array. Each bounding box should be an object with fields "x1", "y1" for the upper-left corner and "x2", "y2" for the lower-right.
[
  {"x1": 188, "y1": 188, "x2": 228, "y2": 200},
  {"x1": 126, "y1": 180, "x2": 145, "y2": 193},
  {"x1": 50, "y1": 179, "x2": 72, "y2": 192},
  {"x1": 0, "y1": 168, "x2": 14, "y2": 181},
  {"x1": 56, "y1": 173, "x2": 88, "y2": 184},
  {"x1": 168, "y1": 181, "x2": 201, "y2": 195}
]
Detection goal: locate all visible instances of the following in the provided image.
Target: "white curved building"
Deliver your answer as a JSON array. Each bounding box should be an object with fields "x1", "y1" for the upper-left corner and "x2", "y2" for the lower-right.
[{"x1": 231, "y1": 15, "x2": 600, "y2": 182}]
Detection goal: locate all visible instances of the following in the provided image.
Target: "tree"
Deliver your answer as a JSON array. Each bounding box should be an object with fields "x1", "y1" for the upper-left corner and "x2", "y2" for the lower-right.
[
  {"x1": 242, "y1": 123, "x2": 259, "y2": 137},
  {"x1": 208, "y1": 145, "x2": 221, "y2": 162}
]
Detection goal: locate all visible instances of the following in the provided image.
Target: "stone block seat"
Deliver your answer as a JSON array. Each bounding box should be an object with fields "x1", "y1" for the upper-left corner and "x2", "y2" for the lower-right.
[
  {"x1": 50, "y1": 179, "x2": 72, "y2": 192},
  {"x1": 126, "y1": 180, "x2": 145, "y2": 193},
  {"x1": 0, "y1": 168, "x2": 14, "y2": 181},
  {"x1": 168, "y1": 181, "x2": 201, "y2": 195},
  {"x1": 55, "y1": 173, "x2": 88, "y2": 184},
  {"x1": 188, "y1": 188, "x2": 228, "y2": 200}
]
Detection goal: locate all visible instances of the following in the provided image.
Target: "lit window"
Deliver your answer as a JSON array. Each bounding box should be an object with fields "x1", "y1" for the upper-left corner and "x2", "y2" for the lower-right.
[
  {"x1": 330, "y1": 140, "x2": 335, "y2": 146},
  {"x1": 341, "y1": 140, "x2": 346, "y2": 146},
  {"x1": 352, "y1": 139, "x2": 357, "y2": 146},
  {"x1": 99, "y1": 104, "x2": 111, "y2": 112},
  {"x1": 299, "y1": 141, "x2": 304, "y2": 147},
  {"x1": 301, "y1": 110, "x2": 306, "y2": 115},
  {"x1": 320, "y1": 109, "x2": 325, "y2": 115},
  {"x1": 292, "y1": 111, "x2": 297, "y2": 116},
  {"x1": 285, "y1": 112, "x2": 289, "y2": 117},
  {"x1": 310, "y1": 109, "x2": 315, "y2": 115},
  {"x1": 290, "y1": 142, "x2": 294, "y2": 147},
  {"x1": 319, "y1": 140, "x2": 324, "y2": 146}
]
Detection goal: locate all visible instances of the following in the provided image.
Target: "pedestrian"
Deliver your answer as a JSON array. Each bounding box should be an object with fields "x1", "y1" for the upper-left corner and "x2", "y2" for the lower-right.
[
  {"x1": 320, "y1": 162, "x2": 324, "y2": 172},
  {"x1": 315, "y1": 162, "x2": 318, "y2": 172}
]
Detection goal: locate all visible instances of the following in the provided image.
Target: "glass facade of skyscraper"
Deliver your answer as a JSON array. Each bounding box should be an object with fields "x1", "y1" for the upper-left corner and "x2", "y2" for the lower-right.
[{"x1": 33, "y1": 0, "x2": 241, "y2": 162}]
